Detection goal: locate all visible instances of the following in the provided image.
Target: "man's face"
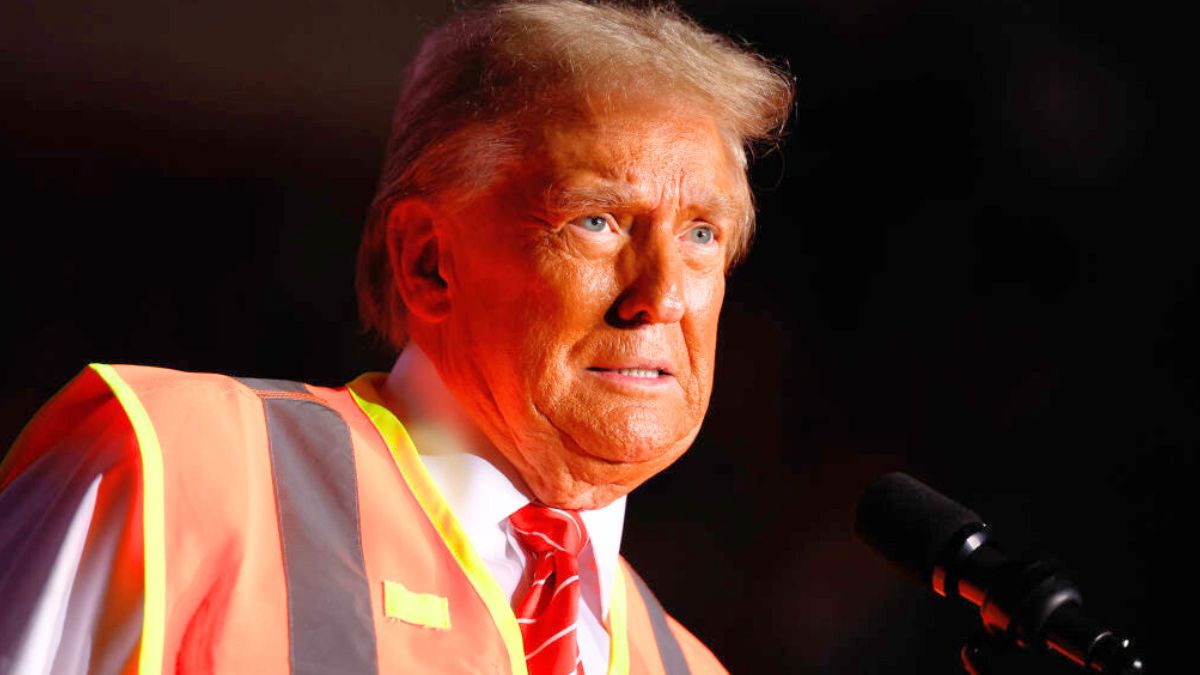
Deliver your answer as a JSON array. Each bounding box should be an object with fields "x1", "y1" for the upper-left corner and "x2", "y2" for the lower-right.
[{"x1": 425, "y1": 105, "x2": 747, "y2": 509}]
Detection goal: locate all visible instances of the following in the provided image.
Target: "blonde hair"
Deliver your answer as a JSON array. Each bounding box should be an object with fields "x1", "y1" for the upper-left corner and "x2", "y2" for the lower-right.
[{"x1": 357, "y1": 0, "x2": 794, "y2": 348}]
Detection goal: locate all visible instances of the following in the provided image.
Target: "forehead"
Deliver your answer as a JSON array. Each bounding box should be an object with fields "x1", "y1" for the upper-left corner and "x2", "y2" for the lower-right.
[{"x1": 529, "y1": 107, "x2": 750, "y2": 220}]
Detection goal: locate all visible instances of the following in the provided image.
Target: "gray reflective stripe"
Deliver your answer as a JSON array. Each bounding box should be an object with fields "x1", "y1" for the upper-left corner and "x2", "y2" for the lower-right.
[
  {"x1": 239, "y1": 378, "x2": 379, "y2": 675},
  {"x1": 629, "y1": 568, "x2": 692, "y2": 675},
  {"x1": 238, "y1": 377, "x2": 310, "y2": 394}
]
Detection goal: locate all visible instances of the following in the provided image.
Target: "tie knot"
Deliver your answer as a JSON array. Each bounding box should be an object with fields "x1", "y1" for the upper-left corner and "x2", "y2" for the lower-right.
[{"x1": 509, "y1": 504, "x2": 589, "y2": 557}]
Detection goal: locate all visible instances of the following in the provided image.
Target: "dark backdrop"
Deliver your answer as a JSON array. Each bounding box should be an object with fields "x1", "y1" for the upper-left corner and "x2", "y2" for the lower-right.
[{"x1": 1, "y1": 0, "x2": 1189, "y2": 672}]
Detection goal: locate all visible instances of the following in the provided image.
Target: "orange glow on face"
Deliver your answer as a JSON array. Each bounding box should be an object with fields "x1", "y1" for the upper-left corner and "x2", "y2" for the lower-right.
[{"x1": 421, "y1": 106, "x2": 747, "y2": 508}]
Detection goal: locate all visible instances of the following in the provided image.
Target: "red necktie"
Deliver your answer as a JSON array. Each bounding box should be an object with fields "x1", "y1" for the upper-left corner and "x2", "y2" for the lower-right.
[{"x1": 509, "y1": 504, "x2": 589, "y2": 675}]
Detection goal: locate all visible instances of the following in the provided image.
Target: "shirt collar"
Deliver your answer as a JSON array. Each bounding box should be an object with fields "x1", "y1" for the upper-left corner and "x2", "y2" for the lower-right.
[{"x1": 578, "y1": 494, "x2": 626, "y2": 617}]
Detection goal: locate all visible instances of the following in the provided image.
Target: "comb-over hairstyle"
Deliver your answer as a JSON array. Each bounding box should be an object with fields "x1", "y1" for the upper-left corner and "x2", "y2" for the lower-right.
[{"x1": 357, "y1": 0, "x2": 794, "y2": 348}]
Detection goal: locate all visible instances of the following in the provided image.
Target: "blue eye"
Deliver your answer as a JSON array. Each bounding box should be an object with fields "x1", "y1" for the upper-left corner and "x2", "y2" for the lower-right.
[
  {"x1": 574, "y1": 215, "x2": 610, "y2": 233},
  {"x1": 687, "y1": 225, "x2": 715, "y2": 244}
]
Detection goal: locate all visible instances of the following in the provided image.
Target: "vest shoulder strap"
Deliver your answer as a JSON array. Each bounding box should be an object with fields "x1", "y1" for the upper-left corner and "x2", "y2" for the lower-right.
[
  {"x1": 235, "y1": 376, "x2": 379, "y2": 675},
  {"x1": 623, "y1": 561, "x2": 729, "y2": 675}
]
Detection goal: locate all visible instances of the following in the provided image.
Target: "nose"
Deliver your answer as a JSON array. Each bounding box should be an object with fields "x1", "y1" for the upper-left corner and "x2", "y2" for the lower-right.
[{"x1": 610, "y1": 233, "x2": 686, "y2": 326}]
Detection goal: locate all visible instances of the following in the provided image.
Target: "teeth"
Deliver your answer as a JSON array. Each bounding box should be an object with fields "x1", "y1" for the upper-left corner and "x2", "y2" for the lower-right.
[{"x1": 616, "y1": 368, "x2": 660, "y2": 378}]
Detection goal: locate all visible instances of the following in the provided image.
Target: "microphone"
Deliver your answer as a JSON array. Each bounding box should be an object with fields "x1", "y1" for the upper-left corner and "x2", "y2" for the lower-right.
[{"x1": 854, "y1": 472, "x2": 1145, "y2": 673}]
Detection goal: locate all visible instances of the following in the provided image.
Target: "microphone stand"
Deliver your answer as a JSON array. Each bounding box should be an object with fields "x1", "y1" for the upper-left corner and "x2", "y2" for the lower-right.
[
  {"x1": 959, "y1": 627, "x2": 1145, "y2": 675},
  {"x1": 960, "y1": 630, "x2": 1019, "y2": 675},
  {"x1": 938, "y1": 530, "x2": 1146, "y2": 674}
]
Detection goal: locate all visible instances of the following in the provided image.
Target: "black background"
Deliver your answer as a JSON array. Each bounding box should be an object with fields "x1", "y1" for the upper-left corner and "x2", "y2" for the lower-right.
[{"x1": 1, "y1": 0, "x2": 1190, "y2": 672}]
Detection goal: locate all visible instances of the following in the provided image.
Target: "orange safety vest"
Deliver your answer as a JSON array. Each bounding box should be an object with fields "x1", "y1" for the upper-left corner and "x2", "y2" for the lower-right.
[{"x1": 1, "y1": 364, "x2": 727, "y2": 675}]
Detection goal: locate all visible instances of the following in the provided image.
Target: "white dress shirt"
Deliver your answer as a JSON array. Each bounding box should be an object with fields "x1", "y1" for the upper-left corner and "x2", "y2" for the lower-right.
[{"x1": 382, "y1": 345, "x2": 626, "y2": 674}]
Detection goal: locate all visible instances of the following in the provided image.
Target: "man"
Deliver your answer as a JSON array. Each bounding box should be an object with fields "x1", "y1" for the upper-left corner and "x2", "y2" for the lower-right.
[{"x1": 0, "y1": 1, "x2": 792, "y2": 673}]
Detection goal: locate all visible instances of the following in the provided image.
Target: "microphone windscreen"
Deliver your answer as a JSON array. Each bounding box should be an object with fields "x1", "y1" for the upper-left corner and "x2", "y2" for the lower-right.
[{"x1": 854, "y1": 472, "x2": 983, "y2": 582}]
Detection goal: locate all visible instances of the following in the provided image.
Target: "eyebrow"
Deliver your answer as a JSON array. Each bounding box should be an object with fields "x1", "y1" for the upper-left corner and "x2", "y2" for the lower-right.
[
  {"x1": 545, "y1": 182, "x2": 643, "y2": 214},
  {"x1": 545, "y1": 181, "x2": 747, "y2": 224}
]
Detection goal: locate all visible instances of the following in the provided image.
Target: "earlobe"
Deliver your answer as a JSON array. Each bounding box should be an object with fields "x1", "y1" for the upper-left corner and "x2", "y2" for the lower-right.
[{"x1": 386, "y1": 199, "x2": 452, "y2": 323}]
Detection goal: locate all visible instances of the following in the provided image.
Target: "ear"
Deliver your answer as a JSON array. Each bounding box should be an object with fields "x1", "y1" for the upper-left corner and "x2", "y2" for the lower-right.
[{"x1": 385, "y1": 198, "x2": 452, "y2": 324}]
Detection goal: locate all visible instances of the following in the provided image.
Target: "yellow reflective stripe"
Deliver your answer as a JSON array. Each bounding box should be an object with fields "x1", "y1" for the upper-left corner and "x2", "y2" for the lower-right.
[
  {"x1": 384, "y1": 579, "x2": 452, "y2": 630},
  {"x1": 609, "y1": 564, "x2": 630, "y2": 675},
  {"x1": 89, "y1": 364, "x2": 166, "y2": 675},
  {"x1": 347, "y1": 375, "x2": 528, "y2": 675}
]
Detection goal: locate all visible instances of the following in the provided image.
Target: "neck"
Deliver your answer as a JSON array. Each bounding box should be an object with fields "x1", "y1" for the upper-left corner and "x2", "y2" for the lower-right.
[{"x1": 381, "y1": 344, "x2": 532, "y2": 496}]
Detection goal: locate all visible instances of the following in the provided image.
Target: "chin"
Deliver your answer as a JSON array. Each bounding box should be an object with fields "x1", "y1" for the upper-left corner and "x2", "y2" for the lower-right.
[
  {"x1": 566, "y1": 412, "x2": 698, "y2": 464},
  {"x1": 518, "y1": 439, "x2": 682, "y2": 510},
  {"x1": 524, "y1": 413, "x2": 701, "y2": 509},
  {"x1": 533, "y1": 481, "x2": 628, "y2": 511},
  {"x1": 562, "y1": 436, "x2": 692, "y2": 506}
]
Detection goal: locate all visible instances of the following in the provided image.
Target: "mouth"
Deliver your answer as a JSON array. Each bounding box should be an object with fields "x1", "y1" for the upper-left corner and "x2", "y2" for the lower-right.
[
  {"x1": 586, "y1": 365, "x2": 675, "y2": 388},
  {"x1": 589, "y1": 367, "x2": 668, "y2": 378}
]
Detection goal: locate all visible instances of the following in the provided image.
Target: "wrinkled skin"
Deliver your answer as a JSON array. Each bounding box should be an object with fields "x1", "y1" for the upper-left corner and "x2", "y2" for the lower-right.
[{"x1": 393, "y1": 105, "x2": 748, "y2": 509}]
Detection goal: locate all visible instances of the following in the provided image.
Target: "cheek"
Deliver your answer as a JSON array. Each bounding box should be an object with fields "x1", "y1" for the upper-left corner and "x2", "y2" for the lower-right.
[
  {"x1": 686, "y1": 274, "x2": 725, "y2": 353},
  {"x1": 677, "y1": 273, "x2": 724, "y2": 410},
  {"x1": 522, "y1": 247, "x2": 620, "y2": 335},
  {"x1": 513, "y1": 253, "x2": 621, "y2": 392}
]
